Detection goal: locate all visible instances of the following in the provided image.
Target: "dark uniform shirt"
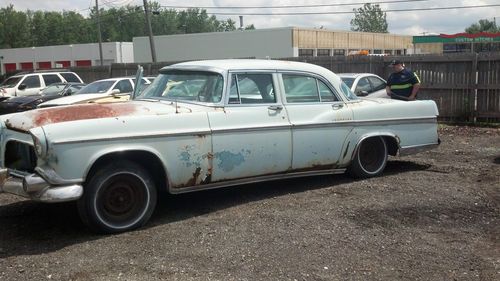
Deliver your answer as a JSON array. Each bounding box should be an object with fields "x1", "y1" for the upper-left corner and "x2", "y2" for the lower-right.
[{"x1": 386, "y1": 68, "x2": 421, "y2": 100}]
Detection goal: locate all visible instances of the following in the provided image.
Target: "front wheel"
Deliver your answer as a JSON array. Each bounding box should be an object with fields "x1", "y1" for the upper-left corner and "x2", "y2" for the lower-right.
[
  {"x1": 78, "y1": 161, "x2": 157, "y2": 234},
  {"x1": 348, "y1": 136, "x2": 388, "y2": 178}
]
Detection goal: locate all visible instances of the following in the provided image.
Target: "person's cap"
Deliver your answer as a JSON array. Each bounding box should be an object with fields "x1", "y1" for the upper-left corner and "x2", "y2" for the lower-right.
[{"x1": 389, "y1": 59, "x2": 403, "y2": 66}]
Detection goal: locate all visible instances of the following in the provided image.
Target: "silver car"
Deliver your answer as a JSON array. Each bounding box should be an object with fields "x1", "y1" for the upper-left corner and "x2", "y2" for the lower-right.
[{"x1": 339, "y1": 73, "x2": 388, "y2": 98}]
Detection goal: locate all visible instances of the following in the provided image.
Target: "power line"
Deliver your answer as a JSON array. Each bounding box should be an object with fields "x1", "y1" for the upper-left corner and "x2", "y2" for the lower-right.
[
  {"x1": 158, "y1": 0, "x2": 429, "y2": 10},
  {"x1": 186, "y1": 4, "x2": 500, "y2": 16}
]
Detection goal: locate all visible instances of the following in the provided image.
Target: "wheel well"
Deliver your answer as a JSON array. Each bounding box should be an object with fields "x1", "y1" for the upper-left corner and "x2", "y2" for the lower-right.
[
  {"x1": 382, "y1": 136, "x2": 399, "y2": 156},
  {"x1": 86, "y1": 151, "x2": 168, "y2": 195}
]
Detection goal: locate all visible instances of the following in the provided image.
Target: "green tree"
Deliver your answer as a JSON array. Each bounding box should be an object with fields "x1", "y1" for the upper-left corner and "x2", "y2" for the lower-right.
[
  {"x1": 0, "y1": 2, "x2": 256, "y2": 48},
  {"x1": 465, "y1": 19, "x2": 499, "y2": 33},
  {"x1": 350, "y1": 3, "x2": 388, "y2": 33},
  {"x1": 0, "y1": 5, "x2": 30, "y2": 48}
]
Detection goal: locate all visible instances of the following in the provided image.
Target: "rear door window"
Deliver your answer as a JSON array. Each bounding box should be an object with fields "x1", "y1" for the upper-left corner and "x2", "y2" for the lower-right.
[{"x1": 283, "y1": 74, "x2": 320, "y2": 103}]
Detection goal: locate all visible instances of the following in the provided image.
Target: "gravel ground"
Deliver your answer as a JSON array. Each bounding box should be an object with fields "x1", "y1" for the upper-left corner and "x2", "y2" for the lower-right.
[{"x1": 0, "y1": 125, "x2": 498, "y2": 281}]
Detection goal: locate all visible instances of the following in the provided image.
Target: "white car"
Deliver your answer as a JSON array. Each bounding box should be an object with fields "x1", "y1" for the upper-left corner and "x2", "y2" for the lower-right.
[
  {"x1": 0, "y1": 59, "x2": 440, "y2": 233},
  {"x1": 338, "y1": 73, "x2": 388, "y2": 98},
  {"x1": 38, "y1": 77, "x2": 150, "y2": 107},
  {"x1": 0, "y1": 71, "x2": 84, "y2": 98}
]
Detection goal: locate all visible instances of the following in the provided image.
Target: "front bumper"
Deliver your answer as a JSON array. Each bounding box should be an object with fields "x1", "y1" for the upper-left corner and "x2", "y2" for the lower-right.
[{"x1": 0, "y1": 168, "x2": 82, "y2": 203}]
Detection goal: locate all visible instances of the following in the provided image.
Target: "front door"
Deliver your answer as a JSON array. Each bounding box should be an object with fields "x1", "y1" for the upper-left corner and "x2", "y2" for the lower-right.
[{"x1": 208, "y1": 73, "x2": 292, "y2": 182}]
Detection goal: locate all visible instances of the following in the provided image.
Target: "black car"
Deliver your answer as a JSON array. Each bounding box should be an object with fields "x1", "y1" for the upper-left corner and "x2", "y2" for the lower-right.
[{"x1": 0, "y1": 82, "x2": 85, "y2": 115}]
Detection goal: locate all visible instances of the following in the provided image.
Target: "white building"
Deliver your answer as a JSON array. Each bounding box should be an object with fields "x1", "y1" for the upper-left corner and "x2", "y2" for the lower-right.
[
  {"x1": 133, "y1": 27, "x2": 413, "y2": 63},
  {"x1": 0, "y1": 42, "x2": 134, "y2": 74}
]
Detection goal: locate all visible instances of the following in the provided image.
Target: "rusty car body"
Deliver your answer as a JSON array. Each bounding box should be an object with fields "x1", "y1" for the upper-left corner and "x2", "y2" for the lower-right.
[{"x1": 0, "y1": 59, "x2": 440, "y2": 233}]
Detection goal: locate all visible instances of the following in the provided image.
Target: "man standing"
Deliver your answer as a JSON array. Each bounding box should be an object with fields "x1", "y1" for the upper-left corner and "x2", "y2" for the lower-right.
[{"x1": 386, "y1": 60, "x2": 421, "y2": 101}]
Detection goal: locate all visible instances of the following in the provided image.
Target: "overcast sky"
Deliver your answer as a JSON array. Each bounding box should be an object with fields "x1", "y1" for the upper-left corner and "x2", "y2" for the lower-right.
[{"x1": 3, "y1": 0, "x2": 499, "y2": 35}]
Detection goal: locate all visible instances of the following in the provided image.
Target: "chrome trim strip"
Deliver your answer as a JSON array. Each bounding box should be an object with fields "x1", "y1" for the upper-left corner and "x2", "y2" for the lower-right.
[
  {"x1": 51, "y1": 130, "x2": 213, "y2": 145},
  {"x1": 51, "y1": 116, "x2": 437, "y2": 145},
  {"x1": 399, "y1": 142, "x2": 440, "y2": 156},
  {"x1": 169, "y1": 168, "x2": 346, "y2": 194}
]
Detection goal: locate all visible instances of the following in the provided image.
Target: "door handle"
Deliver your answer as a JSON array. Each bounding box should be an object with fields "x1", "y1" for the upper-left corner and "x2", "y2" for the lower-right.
[
  {"x1": 268, "y1": 105, "x2": 283, "y2": 111},
  {"x1": 332, "y1": 104, "x2": 344, "y2": 110}
]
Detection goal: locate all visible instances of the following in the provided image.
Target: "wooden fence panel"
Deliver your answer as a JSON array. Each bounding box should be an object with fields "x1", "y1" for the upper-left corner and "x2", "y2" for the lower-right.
[{"x1": 477, "y1": 54, "x2": 500, "y2": 121}]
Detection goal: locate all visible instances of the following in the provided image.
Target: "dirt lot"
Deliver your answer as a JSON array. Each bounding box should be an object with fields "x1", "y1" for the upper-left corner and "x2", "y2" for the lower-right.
[{"x1": 0, "y1": 125, "x2": 498, "y2": 281}]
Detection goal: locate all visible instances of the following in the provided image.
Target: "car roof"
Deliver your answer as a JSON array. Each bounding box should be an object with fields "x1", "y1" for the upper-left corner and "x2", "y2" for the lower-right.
[
  {"x1": 92, "y1": 77, "x2": 131, "y2": 82},
  {"x1": 338, "y1": 73, "x2": 375, "y2": 78},
  {"x1": 165, "y1": 59, "x2": 334, "y2": 76}
]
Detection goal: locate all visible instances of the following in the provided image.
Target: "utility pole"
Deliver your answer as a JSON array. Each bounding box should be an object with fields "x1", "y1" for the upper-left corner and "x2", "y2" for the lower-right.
[
  {"x1": 143, "y1": 0, "x2": 157, "y2": 63},
  {"x1": 96, "y1": 0, "x2": 104, "y2": 66}
]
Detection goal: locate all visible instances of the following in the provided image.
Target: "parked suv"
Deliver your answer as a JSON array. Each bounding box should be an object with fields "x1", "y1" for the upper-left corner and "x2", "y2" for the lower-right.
[{"x1": 0, "y1": 71, "x2": 84, "y2": 99}]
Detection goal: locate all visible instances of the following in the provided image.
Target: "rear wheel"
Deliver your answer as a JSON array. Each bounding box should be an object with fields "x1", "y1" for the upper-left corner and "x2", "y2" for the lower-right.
[
  {"x1": 78, "y1": 161, "x2": 157, "y2": 234},
  {"x1": 348, "y1": 136, "x2": 388, "y2": 178}
]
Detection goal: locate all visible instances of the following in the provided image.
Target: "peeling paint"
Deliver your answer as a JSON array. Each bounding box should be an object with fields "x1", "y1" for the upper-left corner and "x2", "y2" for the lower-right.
[
  {"x1": 4, "y1": 103, "x2": 155, "y2": 132},
  {"x1": 214, "y1": 151, "x2": 246, "y2": 172}
]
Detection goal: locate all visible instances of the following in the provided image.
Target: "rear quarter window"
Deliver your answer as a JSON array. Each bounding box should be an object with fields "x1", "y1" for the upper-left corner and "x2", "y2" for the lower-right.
[
  {"x1": 42, "y1": 74, "x2": 62, "y2": 86},
  {"x1": 60, "y1": 73, "x2": 82, "y2": 83}
]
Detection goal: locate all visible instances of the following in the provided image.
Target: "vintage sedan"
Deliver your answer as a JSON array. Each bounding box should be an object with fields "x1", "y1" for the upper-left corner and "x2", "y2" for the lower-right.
[{"x1": 0, "y1": 60, "x2": 440, "y2": 233}]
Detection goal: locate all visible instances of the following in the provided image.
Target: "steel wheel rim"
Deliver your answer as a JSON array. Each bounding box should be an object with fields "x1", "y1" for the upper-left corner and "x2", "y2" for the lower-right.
[{"x1": 96, "y1": 173, "x2": 148, "y2": 228}]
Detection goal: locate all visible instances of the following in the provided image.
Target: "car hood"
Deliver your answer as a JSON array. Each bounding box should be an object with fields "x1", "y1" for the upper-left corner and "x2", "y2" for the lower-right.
[
  {"x1": 2, "y1": 95, "x2": 42, "y2": 104},
  {"x1": 3, "y1": 101, "x2": 198, "y2": 132}
]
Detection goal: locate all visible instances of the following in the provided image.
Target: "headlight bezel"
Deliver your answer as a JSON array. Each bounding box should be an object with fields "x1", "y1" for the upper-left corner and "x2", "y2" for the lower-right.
[{"x1": 29, "y1": 127, "x2": 48, "y2": 158}]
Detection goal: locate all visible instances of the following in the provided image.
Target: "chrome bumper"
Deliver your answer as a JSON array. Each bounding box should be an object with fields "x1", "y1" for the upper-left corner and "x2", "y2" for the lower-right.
[{"x1": 0, "y1": 168, "x2": 83, "y2": 203}]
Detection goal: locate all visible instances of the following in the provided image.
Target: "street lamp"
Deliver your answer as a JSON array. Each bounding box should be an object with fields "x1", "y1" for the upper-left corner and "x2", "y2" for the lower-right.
[
  {"x1": 69, "y1": 44, "x2": 73, "y2": 67},
  {"x1": 32, "y1": 47, "x2": 36, "y2": 70}
]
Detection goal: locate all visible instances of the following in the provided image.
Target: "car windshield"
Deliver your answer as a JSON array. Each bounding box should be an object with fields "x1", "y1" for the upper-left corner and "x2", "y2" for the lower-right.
[
  {"x1": 339, "y1": 77, "x2": 355, "y2": 88},
  {"x1": 0, "y1": 76, "x2": 22, "y2": 88},
  {"x1": 40, "y1": 84, "x2": 66, "y2": 96},
  {"x1": 77, "y1": 80, "x2": 114, "y2": 94},
  {"x1": 136, "y1": 70, "x2": 224, "y2": 103}
]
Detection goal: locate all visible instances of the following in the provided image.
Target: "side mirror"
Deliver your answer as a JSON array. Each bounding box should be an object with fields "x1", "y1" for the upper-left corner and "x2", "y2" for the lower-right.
[
  {"x1": 356, "y1": 90, "x2": 369, "y2": 96},
  {"x1": 64, "y1": 89, "x2": 73, "y2": 96},
  {"x1": 111, "y1": 89, "x2": 120, "y2": 95},
  {"x1": 18, "y1": 84, "x2": 27, "y2": 90}
]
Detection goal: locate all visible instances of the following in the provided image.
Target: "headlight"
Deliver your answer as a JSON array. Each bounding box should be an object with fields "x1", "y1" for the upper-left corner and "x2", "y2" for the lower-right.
[{"x1": 29, "y1": 127, "x2": 48, "y2": 158}]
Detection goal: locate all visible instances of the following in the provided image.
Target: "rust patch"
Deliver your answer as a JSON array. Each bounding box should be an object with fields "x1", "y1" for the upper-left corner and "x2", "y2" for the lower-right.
[
  {"x1": 185, "y1": 167, "x2": 202, "y2": 187},
  {"x1": 5, "y1": 103, "x2": 152, "y2": 132},
  {"x1": 0, "y1": 169, "x2": 9, "y2": 187}
]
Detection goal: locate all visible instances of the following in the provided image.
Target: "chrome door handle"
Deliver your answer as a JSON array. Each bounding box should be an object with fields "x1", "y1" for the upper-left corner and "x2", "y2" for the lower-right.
[
  {"x1": 268, "y1": 105, "x2": 283, "y2": 110},
  {"x1": 332, "y1": 104, "x2": 344, "y2": 110}
]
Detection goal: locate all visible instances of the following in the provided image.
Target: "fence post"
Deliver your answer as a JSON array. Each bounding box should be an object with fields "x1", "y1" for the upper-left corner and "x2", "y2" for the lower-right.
[{"x1": 472, "y1": 53, "x2": 478, "y2": 123}]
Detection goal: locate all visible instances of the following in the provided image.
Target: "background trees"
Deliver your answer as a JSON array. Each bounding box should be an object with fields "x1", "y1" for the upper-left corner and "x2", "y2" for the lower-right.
[
  {"x1": 465, "y1": 19, "x2": 499, "y2": 33},
  {"x1": 0, "y1": 2, "x2": 253, "y2": 49},
  {"x1": 350, "y1": 3, "x2": 388, "y2": 33}
]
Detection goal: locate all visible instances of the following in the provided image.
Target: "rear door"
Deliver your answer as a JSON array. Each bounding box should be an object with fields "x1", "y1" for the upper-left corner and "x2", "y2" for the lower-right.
[{"x1": 280, "y1": 72, "x2": 353, "y2": 170}]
